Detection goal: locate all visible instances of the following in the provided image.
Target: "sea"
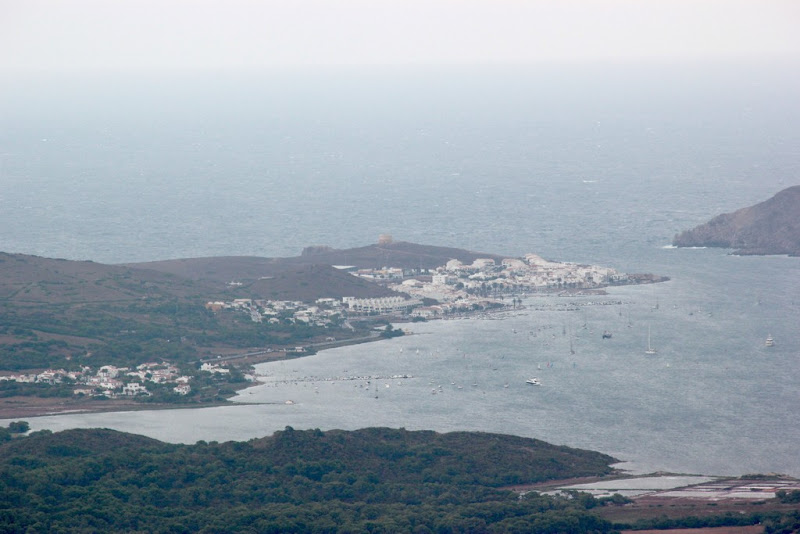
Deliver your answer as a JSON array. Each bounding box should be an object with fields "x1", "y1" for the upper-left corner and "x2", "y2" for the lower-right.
[{"x1": 1, "y1": 60, "x2": 799, "y2": 477}]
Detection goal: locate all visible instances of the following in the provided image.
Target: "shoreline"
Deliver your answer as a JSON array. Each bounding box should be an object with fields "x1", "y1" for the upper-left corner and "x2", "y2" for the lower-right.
[
  {"x1": 0, "y1": 394, "x2": 257, "y2": 421},
  {"x1": 0, "y1": 280, "x2": 665, "y2": 421},
  {"x1": 0, "y1": 332, "x2": 391, "y2": 421}
]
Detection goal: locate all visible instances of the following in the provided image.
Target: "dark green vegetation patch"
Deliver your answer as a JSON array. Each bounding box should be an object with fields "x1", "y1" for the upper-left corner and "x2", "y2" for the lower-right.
[{"x1": 0, "y1": 426, "x2": 620, "y2": 533}]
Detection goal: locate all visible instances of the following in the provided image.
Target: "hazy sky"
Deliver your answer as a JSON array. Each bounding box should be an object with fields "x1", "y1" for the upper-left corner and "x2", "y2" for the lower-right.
[{"x1": 1, "y1": 0, "x2": 799, "y2": 72}]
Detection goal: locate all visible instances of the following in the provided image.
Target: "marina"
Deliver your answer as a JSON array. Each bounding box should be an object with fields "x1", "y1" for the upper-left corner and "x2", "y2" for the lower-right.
[{"x1": 15, "y1": 250, "x2": 800, "y2": 478}]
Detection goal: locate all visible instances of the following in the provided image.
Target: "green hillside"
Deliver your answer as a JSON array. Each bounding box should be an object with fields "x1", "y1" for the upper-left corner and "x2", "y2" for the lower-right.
[
  {"x1": 0, "y1": 252, "x2": 395, "y2": 373},
  {"x1": 0, "y1": 426, "x2": 620, "y2": 533}
]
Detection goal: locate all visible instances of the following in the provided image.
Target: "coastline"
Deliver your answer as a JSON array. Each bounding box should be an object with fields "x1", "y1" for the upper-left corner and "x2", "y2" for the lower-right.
[
  {"x1": 0, "y1": 332, "x2": 391, "y2": 420},
  {"x1": 0, "y1": 278, "x2": 668, "y2": 421},
  {"x1": 0, "y1": 396, "x2": 237, "y2": 420}
]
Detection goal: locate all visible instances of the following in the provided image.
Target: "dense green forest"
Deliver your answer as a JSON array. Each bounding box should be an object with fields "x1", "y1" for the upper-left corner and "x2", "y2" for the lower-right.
[
  {"x1": 0, "y1": 426, "x2": 623, "y2": 533},
  {"x1": 2, "y1": 425, "x2": 797, "y2": 533}
]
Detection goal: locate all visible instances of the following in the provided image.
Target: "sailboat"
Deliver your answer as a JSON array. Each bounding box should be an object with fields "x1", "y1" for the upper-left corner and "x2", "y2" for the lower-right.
[{"x1": 645, "y1": 326, "x2": 657, "y2": 355}]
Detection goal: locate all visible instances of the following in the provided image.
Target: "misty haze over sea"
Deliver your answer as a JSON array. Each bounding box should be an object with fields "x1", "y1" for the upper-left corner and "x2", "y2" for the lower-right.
[{"x1": 1, "y1": 61, "x2": 799, "y2": 476}]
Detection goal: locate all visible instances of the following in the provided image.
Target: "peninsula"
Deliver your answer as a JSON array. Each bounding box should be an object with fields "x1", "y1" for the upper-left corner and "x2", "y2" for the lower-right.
[
  {"x1": 673, "y1": 185, "x2": 800, "y2": 256},
  {"x1": 0, "y1": 239, "x2": 665, "y2": 416}
]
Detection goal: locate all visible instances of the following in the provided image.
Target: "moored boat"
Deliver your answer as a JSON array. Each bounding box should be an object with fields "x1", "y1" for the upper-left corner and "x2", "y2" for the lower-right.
[{"x1": 645, "y1": 326, "x2": 657, "y2": 355}]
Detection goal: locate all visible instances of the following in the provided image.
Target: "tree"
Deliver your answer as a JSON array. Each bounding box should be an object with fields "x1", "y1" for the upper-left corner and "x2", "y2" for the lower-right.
[
  {"x1": 8, "y1": 421, "x2": 30, "y2": 433},
  {"x1": 381, "y1": 324, "x2": 403, "y2": 339}
]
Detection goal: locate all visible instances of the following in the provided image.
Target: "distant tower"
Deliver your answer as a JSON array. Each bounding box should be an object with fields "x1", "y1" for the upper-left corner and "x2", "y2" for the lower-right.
[{"x1": 378, "y1": 234, "x2": 393, "y2": 245}]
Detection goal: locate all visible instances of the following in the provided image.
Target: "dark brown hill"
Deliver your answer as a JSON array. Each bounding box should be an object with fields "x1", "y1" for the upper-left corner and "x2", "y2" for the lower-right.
[
  {"x1": 0, "y1": 240, "x2": 503, "y2": 327},
  {"x1": 0, "y1": 252, "x2": 220, "y2": 304},
  {"x1": 291, "y1": 241, "x2": 507, "y2": 270},
  {"x1": 118, "y1": 258, "x2": 402, "y2": 301},
  {"x1": 125, "y1": 241, "x2": 506, "y2": 283},
  {"x1": 120, "y1": 255, "x2": 289, "y2": 284},
  {"x1": 673, "y1": 185, "x2": 800, "y2": 255},
  {"x1": 0, "y1": 248, "x2": 414, "y2": 373},
  {"x1": 0, "y1": 252, "x2": 400, "y2": 308},
  {"x1": 121, "y1": 240, "x2": 509, "y2": 301},
  {"x1": 229, "y1": 264, "x2": 399, "y2": 301},
  {"x1": 2, "y1": 241, "x2": 477, "y2": 307}
]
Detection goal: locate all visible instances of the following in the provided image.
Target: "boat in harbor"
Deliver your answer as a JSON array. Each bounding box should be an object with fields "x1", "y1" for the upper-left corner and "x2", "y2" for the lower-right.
[
  {"x1": 765, "y1": 334, "x2": 774, "y2": 347},
  {"x1": 526, "y1": 377, "x2": 542, "y2": 386},
  {"x1": 645, "y1": 326, "x2": 657, "y2": 355}
]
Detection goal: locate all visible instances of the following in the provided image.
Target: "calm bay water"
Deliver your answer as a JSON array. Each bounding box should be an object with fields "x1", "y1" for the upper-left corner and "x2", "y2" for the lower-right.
[{"x1": 1, "y1": 62, "x2": 798, "y2": 475}]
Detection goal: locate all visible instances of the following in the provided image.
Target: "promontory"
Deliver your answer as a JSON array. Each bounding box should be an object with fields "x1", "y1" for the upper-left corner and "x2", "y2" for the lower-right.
[{"x1": 673, "y1": 185, "x2": 800, "y2": 256}]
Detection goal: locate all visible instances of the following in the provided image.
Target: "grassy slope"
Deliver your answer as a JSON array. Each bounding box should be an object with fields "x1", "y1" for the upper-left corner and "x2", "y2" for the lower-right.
[
  {"x1": 0, "y1": 250, "x2": 404, "y2": 372},
  {"x1": 0, "y1": 241, "x2": 502, "y2": 372}
]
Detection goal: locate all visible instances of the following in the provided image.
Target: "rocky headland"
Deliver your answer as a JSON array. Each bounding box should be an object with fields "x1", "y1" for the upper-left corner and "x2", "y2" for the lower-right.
[{"x1": 673, "y1": 185, "x2": 800, "y2": 255}]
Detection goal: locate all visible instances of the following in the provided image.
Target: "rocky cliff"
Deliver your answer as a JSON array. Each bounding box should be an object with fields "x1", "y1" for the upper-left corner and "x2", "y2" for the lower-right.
[{"x1": 672, "y1": 185, "x2": 800, "y2": 255}]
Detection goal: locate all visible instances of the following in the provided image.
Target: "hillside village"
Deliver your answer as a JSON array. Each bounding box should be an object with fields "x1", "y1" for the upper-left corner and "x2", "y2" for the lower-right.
[
  {"x1": 206, "y1": 253, "x2": 639, "y2": 324},
  {"x1": 0, "y1": 360, "x2": 236, "y2": 398},
  {"x1": 1, "y1": 250, "x2": 659, "y2": 404},
  {"x1": 390, "y1": 253, "x2": 630, "y2": 317}
]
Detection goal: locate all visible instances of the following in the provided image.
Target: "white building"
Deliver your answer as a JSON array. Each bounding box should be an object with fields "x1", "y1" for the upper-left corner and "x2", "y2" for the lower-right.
[
  {"x1": 122, "y1": 382, "x2": 150, "y2": 396},
  {"x1": 344, "y1": 296, "x2": 421, "y2": 314},
  {"x1": 501, "y1": 258, "x2": 527, "y2": 270},
  {"x1": 445, "y1": 259, "x2": 463, "y2": 271},
  {"x1": 97, "y1": 365, "x2": 120, "y2": 379},
  {"x1": 471, "y1": 258, "x2": 496, "y2": 269},
  {"x1": 200, "y1": 363, "x2": 230, "y2": 374},
  {"x1": 431, "y1": 274, "x2": 448, "y2": 285}
]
